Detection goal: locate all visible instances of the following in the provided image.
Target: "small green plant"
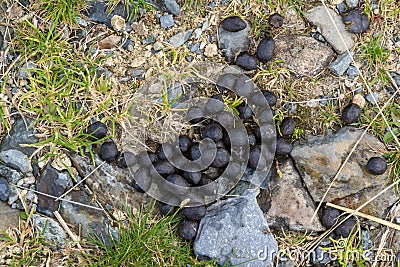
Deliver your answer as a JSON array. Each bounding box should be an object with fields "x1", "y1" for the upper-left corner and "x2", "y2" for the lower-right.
[
  {"x1": 32, "y1": 0, "x2": 87, "y2": 25},
  {"x1": 360, "y1": 34, "x2": 390, "y2": 70},
  {"x1": 107, "y1": 0, "x2": 154, "y2": 21},
  {"x1": 223, "y1": 94, "x2": 244, "y2": 115},
  {"x1": 317, "y1": 102, "x2": 341, "y2": 132},
  {"x1": 86, "y1": 203, "x2": 217, "y2": 267}
]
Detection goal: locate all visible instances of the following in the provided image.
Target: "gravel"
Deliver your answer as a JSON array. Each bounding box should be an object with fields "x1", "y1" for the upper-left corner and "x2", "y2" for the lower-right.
[
  {"x1": 160, "y1": 14, "x2": 175, "y2": 28},
  {"x1": 169, "y1": 30, "x2": 193, "y2": 48},
  {"x1": 329, "y1": 51, "x2": 354, "y2": 76}
]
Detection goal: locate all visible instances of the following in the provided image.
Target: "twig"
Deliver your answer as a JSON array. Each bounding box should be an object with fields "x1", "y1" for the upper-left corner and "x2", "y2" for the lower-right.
[{"x1": 53, "y1": 211, "x2": 82, "y2": 249}]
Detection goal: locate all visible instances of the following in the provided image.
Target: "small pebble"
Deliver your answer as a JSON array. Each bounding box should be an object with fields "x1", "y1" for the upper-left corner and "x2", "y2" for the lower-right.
[
  {"x1": 342, "y1": 9, "x2": 370, "y2": 34},
  {"x1": 236, "y1": 53, "x2": 257, "y2": 71},
  {"x1": 275, "y1": 138, "x2": 293, "y2": 156},
  {"x1": 345, "y1": 0, "x2": 359, "y2": 9},
  {"x1": 346, "y1": 66, "x2": 359, "y2": 79},
  {"x1": 366, "y1": 157, "x2": 387, "y2": 175},
  {"x1": 257, "y1": 37, "x2": 275, "y2": 63},
  {"x1": 336, "y1": 2, "x2": 348, "y2": 14},
  {"x1": 0, "y1": 178, "x2": 10, "y2": 201},
  {"x1": 329, "y1": 51, "x2": 353, "y2": 76},
  {"x1": 352, "y1": 94, "x2": 365, "y2": 108},
  {"x1": 342, "y1": 103, "x2": 361, "y2": 125},
  {"x1": 153, "y1": 41, "x2": 164, "y2": 51},
  {"x1": 365, "y1": 92, "x2": 379, "y2": 105},
  {"x1": 178, "y1": 220, "x2": 198, "y2": 240},
  {"x1": 160, "y1": 14, "x2": 174, "y2": 28},
  {"x1": 280, "y1": 117, "x2": 295, "y2": 136},
  {"x1": 100, "y1": 141, "x2": 119, "y2": 162},
  {"x1": 181, "y1": 206, "x2": 206, "y2": 220},
  {"x1": 220, "y1": 16, "x2": 247, "y2": 32},
  {"x1": 268, "y1": 13, "x2": 284, "y2": 28},
  {"x1": 111, "y1": 15, "x2": 126, "y2": 31}
]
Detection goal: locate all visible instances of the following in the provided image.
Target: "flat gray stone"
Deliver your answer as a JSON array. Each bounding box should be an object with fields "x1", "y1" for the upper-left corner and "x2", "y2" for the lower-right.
[
  {"x1": 329, "y1": 51, "x2": 353, "y2": 76},
  {"x1": 305, "y1": 6, "x2": 355, "y2": 54},
  {"x1": 258, "y1": 159, "x2": 324, "y2": 232},
  {"x1": 194, "y1": 189, "x2": 278, "y2": 267},
  {"x1": 0, "y1": 201, "x2": 19, "y2": 231},
  {"x1": 169, "y1": 30, "x2": 193, "y2": 48},
  {"x1": 0, "y1": 149, "x2": 32, "y2": 174},
  {"x1": 0, "y1": 178, "x2": 9, "y2": 201},
  {"x1": 0, "y1": 163, "x2": 23, "y2": 184},
  {"x1": 1, "y1": 118, "x2": 38, "y2": 157},
  {"x1": 218, "y1": 23, "x2": 250, "y2": 62},
  {"x1": 274, "y1": 35, "x2": 334, "y2": 76},
  {"x1": 160, "y1": 14, "x2": 174, "y2": 28},
  {"x1": 32, "y1": 214, "x2": 66, "y2": 247},
  {"x1": 291, "y1": 127, "x2": 398, "y2": 218},
  {"x1": 164, "y1": 0, "x2": 181, "y2": 15}
]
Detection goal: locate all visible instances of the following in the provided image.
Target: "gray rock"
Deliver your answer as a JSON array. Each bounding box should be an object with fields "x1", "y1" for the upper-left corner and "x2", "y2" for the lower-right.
[
  {"x1": 336, "y1": 2, "x2": 347, "y2": 14},
  {"x1": 18, "y1": 62, "x2": 37, "y2": 79},
  {"x1": 0, "y1": 163, "x2": 23, "y2": 184},
  {"x1": 0, "y1": 201, "x2": 19, "y2": 231},
  {"x1": 258, "y1": 159, "x2": 324, "y2": 232},
  {"x1": 36, "y1": 164, "x2": 72, "y2": 217},
  {"x1": 169, "y1": 30, "x2": 193, "y2": 48},
  {"x1": 347, "y1": 65, "x2": 359, "y2": 79},
  {"x1": 143, "y1": 34, "x2": 157, "y2": 45},
  {"x1": 164, "y1": 0, "x2": 181, "y2": 15},
  {"x1": 194, "y1": 189, "x2": 278, "y2": 267},
  {"x1": 218, "y1": 23, "x2": 250, "y2": 62},
  {"x1": 1, "y1": 118, "x2": 38, "y2": 157},
  {"x1": 0, "y1": 149, "x2": 32, "y2": 174},
  {"x1": 160, "y1": 14, "x2": 174, "y2": 28},
  {"x1": 346, "y1": 0, "x2": 359, "y2": 9},
  {"x1": 291, "y1": 127, "x2": 398, "y2": 218},
  {"x1": 60, "y1": 190, "x2": 113, "y2": 244},
  {"x1": 84, "y1": 1, "x2": 127, "y2": 28},
  {"x1": 274, "y1": 35, "x2": 334, "y2": 77},
  {"x1": 329, "y1": 51, "x2": 354, "y2": 76},
  {"x1": 0, "y1": 178, "x2": 9, "y2": 201},
  {"x1": 305, "y1": 6, "x2": 355, "y2": 54},
  {"x1": 75, "y1": 16, "x2": 88, "y2": 27},
  {"x1": 32, "y1": 214, "x2": 66, "y2": 247},
  {"x1": 366, "y1": 92, "x2": 379, "y2": 105},
  {"x1": 193, "y1": 28, "x2": 202, "y2": 39}
]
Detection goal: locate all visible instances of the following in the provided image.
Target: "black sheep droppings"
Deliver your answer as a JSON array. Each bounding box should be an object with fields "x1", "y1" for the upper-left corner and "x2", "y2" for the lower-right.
[
  {"x1": 257, "y1": 37, "x2": 275, "y2": 63},
  {"x1": 366, "y1": 157, "x2": 387, "y2": 175},
  {"x1": 100, "y1": 141, "x2": 119, "y2": 162},
  {"x1": 335, "y1": 217, "x2": 356, "y2": 237},
  {"x1": 236, "y1": 53, "x2": 257, "y2": 71},
  {"x1": 268, "y1": 13, "x2": 284, "y2": 28},
  {"x1": 160, "y1": 203, "x2": 176, "y2": 216},
  {"x1": 238, "y1": 105, "x2": 253, "y2": 120},
  {"x1": 178, "y1": 220, "x2": 199, "y2": 240},
  {"x1": 275, "y1": 138, "x2": 292, "y2": 156},
  {"x1": 181, "y1": 206, "x2": 206, "y2": 220},
  {"x1": 320, "y1": 206, "x2": 340, "y2": 228},
  {"x1": 201, "y1": 123, "x2": 223, "y2": 142},
  {"x1": 261, "y1": 90, "x2": 277, "y2": 107},
  {"x1": 118, "y1": 151, "x2": 137, "y2": 168},
  {"x1": 183, "y1": 171, "x2": 202, "y2": 185},
  {"x1": 220, "y1": 16, "x2": 247, "y2": 32},
  {"x1": 211, "y1": 148, "x2": 230, "y2": 168},
  {"x1": 87, "y1": 121, "x2": 108, "y2": 140},
  {"x1": 154, "y1": 160, "x2": 176, "y2": 176},
  {"x1": 179, "y1": 135, "x2": 192, "y2": 153},
  {"x1": 280, "y1": 117, "x2": 295, "y2": 136},
  {"x1": 166, "y1": 174, "x2": 191, "y2": 187},
  {"x1": 342, "y1": 9, "x2": 370, "y2": 34},
  {"x1": 342, "y1": 103, "x2": 361, "y2": 125}
]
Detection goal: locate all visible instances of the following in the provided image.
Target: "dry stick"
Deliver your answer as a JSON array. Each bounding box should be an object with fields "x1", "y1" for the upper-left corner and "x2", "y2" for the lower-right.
[
  {"x1": 53, "y1": 211, "x2": 82, "y2": 250},
  {"x1": 326, "y1": 202, "x2": 400, "y2": 231},
  {"x1": 312, "y1": 1, "x2": 400, "y2": 220},
  {"x1": 55, "y1": 161, "x2": 105, "y2": 201},
  {"x1": 11, "y1": 184, "x2": 104, "y2": 211},
  {"x1": 320, "y1": 0, "x2": 400, "y2": 148}
]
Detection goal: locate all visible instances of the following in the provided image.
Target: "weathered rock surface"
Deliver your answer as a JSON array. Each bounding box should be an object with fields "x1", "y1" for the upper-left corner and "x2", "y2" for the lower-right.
[
  {"x1": 274, "y1": 35, "x2": 334, "y2": 76},
  {"x1": 0, "y1": 149, "x2": 32, "y2": 174},
  {"x1": 32, "y1": 214, "x2": 66, "y2": 247},
  {"x1": 291, "y1": 127, "x2": 398, "y2": 218},
  {"x1": 1, "y1": 118, "x2": 38, "y2": 157},
  {"x1": 305, "y1": 6, "x2": 355, "y2": 54},
  {"x1": 0, "y1": 178, "x2": 9, "y2": 202},
  {"x1": 218, "y1": 23, "x2": 250, "y2": 62},
  {"x1": 0, "y1": 201, "x2": 19, "y2": 231},
  {"x1": 36, "y1": 164, "x2": 72, "y2": 217},
  {"x1": 194, "y1": 189, "x2": 278, "y2": 267},
  {"x1": 258, "y1": 159, "x2": 324, "y2": 232},
  {"x1": 71, "y1": 154, "x2": 146, "y2": 210}
]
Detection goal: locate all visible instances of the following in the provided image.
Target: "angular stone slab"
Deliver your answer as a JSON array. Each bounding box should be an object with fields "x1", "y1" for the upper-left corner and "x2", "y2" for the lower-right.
[
  {"x1": 274, "y1": 35, "x2": 334, "y2": 77},
  {"x1": 194, "y1": 189, "x2": 278, "y2": 267}
]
